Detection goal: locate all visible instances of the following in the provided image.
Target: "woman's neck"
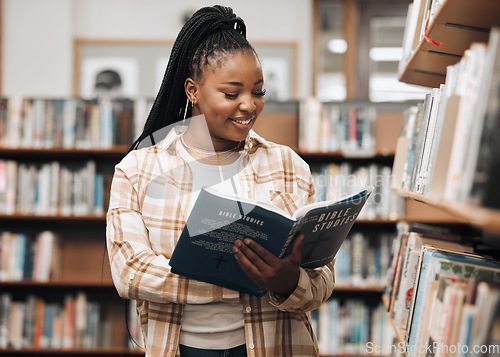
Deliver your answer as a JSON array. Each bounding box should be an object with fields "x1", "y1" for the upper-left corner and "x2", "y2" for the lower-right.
[{"x1": 183, "y1": 121, "x2": 242, "y2": 153}]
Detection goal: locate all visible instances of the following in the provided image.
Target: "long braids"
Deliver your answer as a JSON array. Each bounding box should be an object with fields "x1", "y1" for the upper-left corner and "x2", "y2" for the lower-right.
[{"x1": 129, "y1": 5, "x2": 256, "y2": 151}]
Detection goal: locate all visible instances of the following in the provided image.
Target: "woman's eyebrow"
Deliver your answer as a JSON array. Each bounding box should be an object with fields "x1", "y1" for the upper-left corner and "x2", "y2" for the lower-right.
[{"x1": 222, "y1": 79, "x2": 264, "y2": 86}]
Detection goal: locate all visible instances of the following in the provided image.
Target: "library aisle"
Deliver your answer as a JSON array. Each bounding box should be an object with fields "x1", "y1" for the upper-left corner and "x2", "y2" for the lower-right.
[{"x1": 1, "y1": 0, "x2": 500, "y2": 356}]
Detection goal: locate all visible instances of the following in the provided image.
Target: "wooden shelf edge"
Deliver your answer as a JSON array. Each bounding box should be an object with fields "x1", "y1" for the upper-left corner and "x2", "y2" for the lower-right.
[
  {"x1": 334, "y1": 285, "x2": 385, "y2": 293},
  {"x1": 0, "y1": 214, "x2": 106, "y2": 222},
  {"x1": 0, "y1": 146, "x2": 129, "y2": 154},
  {"x1": 299, "y1": 150, "x2": 395, "y2": 160},
  {"x1": 0, "y1": 347, "x2": 144, "y2": 355},
  {"x1": 399, "y1": 0, "x2": 500, "y2": 88},
  {"x1": 0, "y1": 281, "x2": 115, "y2": 289},
  {"x1": 381, "y1": 295, "x2": 407, "y2": 349},
  {"x1": 393, "y1": 188, "x2": 500, "y2": 234}
]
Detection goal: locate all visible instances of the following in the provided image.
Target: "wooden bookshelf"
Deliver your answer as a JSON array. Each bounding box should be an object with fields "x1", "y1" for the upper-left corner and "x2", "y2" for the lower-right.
[
  {"x1": 399, "y1": 0, "x2": 500, "y2": 87},
  {"x1": 299, "y1": 151, "x2": 395, "y2": 164},
  {"x1": 334, "y1": 285, "x2": 385, "y2": 293},
  {"x1": 381, "y1": 295, "x2": 406, "y2": 348},
  {"x1": 0, "y1": 146, "x2": 129, "y2": 159},
  {"x1": 0, "y1": 281, "x2": 115, "y2": 289},
  {"x1": 0, "y1": 214, "x2": 106, "y2": 225},
  {"x1": 394, "y1": 188, "x2": 500, "y2": 234},
  {"x1": 0, "y1": 347, "x2": 144, "y2": 356}
]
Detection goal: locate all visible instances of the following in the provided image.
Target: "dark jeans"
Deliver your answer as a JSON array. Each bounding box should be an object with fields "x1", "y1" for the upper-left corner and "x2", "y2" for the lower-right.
[{"x1": 179, "y1": 344, "x2": 247, "y2": 357}]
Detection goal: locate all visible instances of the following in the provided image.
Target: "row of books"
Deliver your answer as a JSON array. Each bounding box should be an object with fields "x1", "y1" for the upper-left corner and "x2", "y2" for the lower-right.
[
  {"x1": 399, "y1": 0, "x2": 445, "y2": 75},
  {"x1": 0, "y1": 231, "x2": 61, "y2": 283},
  {"x1": 312, "y1": 299, "x2": 394, "y2": 355},
  {"x1": 299, "y1": 97, "x2": 376, "y2": 156},
  {"x1": 335, "y1": 231, "x2": 393, "y2": 287},
  {"x1": 0, "y1": 292, "x2": 113, "y2": 350},
  {"x1": 384, "y1": 222, "x2": 500, "y2": 357},
  {"x1": 392, "y1": 27, "x2": 500, "y2": 209},
  {"x1": 312, "y1": 162, "x2": 406, "y2": 220},
  {"x1": 0, "y1": 159, "x2": 112, "y2": 216},
  {"x1": 0, "y1": 96, "x2": 146, "y2": 149}
]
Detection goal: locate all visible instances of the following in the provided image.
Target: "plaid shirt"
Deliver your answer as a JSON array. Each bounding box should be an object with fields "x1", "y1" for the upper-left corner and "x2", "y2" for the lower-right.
[{"x1": 106, "y1": 128, "x2": 335, "y2": 356}]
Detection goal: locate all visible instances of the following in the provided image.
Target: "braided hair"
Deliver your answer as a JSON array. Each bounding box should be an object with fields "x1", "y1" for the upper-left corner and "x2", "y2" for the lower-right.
[{"x1": 130, "y1": 5, "x2": 257, "y2": 151}]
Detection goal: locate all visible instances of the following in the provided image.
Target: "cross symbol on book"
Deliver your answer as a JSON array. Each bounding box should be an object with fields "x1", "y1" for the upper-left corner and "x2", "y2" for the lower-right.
[
  {"x1": 303, "y1": 231, "x2": 330, "y2": 261},
  {"x1": 214, "y1": 255, "x2": 228, "y2": 268}
]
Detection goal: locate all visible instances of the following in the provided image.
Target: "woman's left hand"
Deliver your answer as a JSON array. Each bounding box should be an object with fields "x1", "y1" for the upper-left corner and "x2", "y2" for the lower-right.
[{"x1": 233, "y1": 233, "x2": 304, "y2": 296}]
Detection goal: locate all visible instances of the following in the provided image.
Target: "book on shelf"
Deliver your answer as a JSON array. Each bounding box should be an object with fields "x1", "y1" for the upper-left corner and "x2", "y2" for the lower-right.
[
  {"x1": 0, "y1": 291, "x2": 113, "y2": 350},
  {"x1": 399, "y1": 0, "x2": 427, "y2": 72},
  {"x1": 401, "y1": 103, "x2": 424, "y2": 192},
  {"x1": 405, "y1": 246, "x2": 500, "y2": 357},
  {"x1": 442, "y1": 42, "x2": 489, "y2": 202},
  {"x1": 464, "y1": 27, "x2": 500, "y2": 209},
  {"x1": 0, "y1": 231, "x2": 61, "y2": 283},
  {"x1": 0, "y1": 96, "x2": 135, "y2": 150},
  {"x1": 409, "y1": 91, "x2": 434, "y2": 193},
  {"x1": 169, "y1": 185, "x2": 373, "y2": 296},
  {"x1": 394, "y1": 29, "x2": 500, "y2": 205},
  {"x1": 313, "y1": 162, "x2": 405, "y2": 220},
  {"x1": 392, "y1": 105, "x2": 420, "y2": 191},
  {"x1": 391, "y1": 231, "x2": 473, "y2": 330},
  {"x1": 384, "y1": 222, "x2": 474, "y2": 316},
  {"x1": 335, "y1": 231, "x2": 392, "y2": 287},
  {"x1": 0, "y1": 159, "x2": 113, "y2": 216},
  {"x1": 316, "y1": 298, "x2": 393, "y2": 355},
  {"x1": 298, "y1": 99, "x2": 376, "y2": 156}
]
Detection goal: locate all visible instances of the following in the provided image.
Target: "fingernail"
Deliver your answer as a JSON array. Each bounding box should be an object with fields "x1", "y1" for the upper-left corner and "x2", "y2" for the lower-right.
[
  {"x1": 244, "y1": 239, "x2": 251, "y2": 245},
  {"x1": 235, "y1": 240, "x2": 242, "y2": 247},
  {"x1": 233, "y1": 246, "x2": 239, "y2": 253}
]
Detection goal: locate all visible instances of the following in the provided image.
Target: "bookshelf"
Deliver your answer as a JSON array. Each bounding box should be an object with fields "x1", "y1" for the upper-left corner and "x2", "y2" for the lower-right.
[
  {"x1": 0, "y1": 95, "x2": 467, "y2": 355},
  {"x1": 399, "y1": 0, "x2": 500, "y2": 87},
  {"x1": 388, "y1": 0, "x2": 500, "y2": 355},
  {"x1": 292, "y1": 100, "x2": 425, "y2": 356},
  {"x1": 394, "y1": 188, "x2": 500, "y2": 234},
  {"x1": 0, "y1": 97, "x2": 142, "y2": 354}
]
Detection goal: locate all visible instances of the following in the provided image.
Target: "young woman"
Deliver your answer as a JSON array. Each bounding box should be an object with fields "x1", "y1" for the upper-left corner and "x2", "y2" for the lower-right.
[{"x1": 106, "y1": 5, "x2": 335, "y2": 357}]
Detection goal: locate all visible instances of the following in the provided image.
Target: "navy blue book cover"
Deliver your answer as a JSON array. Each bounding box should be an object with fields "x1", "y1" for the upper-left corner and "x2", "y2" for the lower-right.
[{"x1": 170, "y1": 186, "x2": 373, "y2": 296}]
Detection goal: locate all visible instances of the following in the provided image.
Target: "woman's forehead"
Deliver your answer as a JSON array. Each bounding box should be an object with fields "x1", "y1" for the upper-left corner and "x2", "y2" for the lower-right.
[{"x1": 199, "y1": 51, "x2": 263, "y2": 82}]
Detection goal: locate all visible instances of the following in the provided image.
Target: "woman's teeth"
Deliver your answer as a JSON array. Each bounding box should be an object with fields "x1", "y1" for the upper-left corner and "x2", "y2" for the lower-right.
[{"x1": 233, "y1": 118, "x2": 252, "y2": 125}]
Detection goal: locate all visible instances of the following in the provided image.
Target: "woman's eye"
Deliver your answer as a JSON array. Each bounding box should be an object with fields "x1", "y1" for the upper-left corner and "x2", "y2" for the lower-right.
[
  {"x1": 224, "y1": 93, "x2": 238, "y2": 99},
  {"x1": 253, "y1": 89, "x2": 266, "y2": 97}
]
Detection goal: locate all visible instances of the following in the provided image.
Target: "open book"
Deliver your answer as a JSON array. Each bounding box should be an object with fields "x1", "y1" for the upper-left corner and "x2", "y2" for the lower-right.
[{"x1": 169, "y1": 185, "x2": 373, "y2": 296}]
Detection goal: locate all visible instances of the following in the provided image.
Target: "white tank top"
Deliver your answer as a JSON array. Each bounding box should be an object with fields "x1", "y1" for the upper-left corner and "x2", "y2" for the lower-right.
[{"x1": 178, "y1": 143, "x2": 246, "y2": 349}]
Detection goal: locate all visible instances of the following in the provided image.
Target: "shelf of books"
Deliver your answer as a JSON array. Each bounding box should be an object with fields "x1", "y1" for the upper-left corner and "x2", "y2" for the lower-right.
[
  {"x1": 0, "y1": 93, "x2": 459, "y2": 355},
  {"x1": 386, "y1": 2, "x2": 500, "y2": 356},
  {"x1": 383, "y1": 222, "x2": 500, "y2": 357},
  {"x1": 393, "y1": 24, "x2": 500, "y2": 235},
  {"x1": 0, "y1": 96, "x2": 146, "y2": 354},
  {"x1": 398, "y1": 0, "x2": 500, "y2": 88}
]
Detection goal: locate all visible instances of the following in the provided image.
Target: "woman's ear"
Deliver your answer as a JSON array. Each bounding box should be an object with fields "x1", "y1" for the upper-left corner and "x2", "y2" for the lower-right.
[{"x1": 184, "y1": 78, "x2": 198, "y2": 104}]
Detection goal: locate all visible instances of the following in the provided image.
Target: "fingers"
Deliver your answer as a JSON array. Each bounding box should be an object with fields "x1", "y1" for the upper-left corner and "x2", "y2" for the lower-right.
[
  {"x1": 234, "y1": 239, "x2": 274, "y2": 270},
  {"x1": 233, "y1": 238, "x2": 302, "y2": 296}
]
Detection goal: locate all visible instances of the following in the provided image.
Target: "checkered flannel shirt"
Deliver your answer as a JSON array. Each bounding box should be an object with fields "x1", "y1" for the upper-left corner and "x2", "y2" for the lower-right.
[{"x1": 106, "y1": 128, "x2": 335, "y2": 356}]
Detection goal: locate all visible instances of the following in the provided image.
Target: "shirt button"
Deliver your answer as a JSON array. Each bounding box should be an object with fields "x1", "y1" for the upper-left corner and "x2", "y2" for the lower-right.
[
  {"x1": 246, "y1": 306, "x2": 252, "y2": 313},
  {"x1": 129, "y1": 274, "x2": 134, "y2": 280},
  {"x1": 249, "y1": 343, "x2": 255, "y2": 349}
]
